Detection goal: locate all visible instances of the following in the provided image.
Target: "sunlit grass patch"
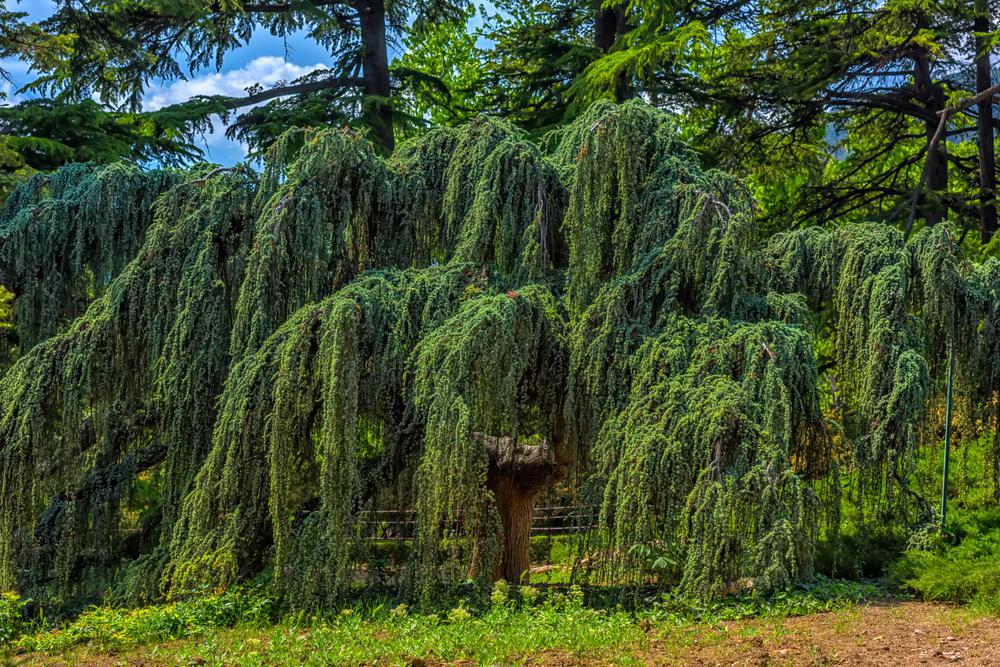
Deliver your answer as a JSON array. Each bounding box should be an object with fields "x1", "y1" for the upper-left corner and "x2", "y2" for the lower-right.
[{"x1": 7, "y1": 577, "x2": 884, "y2": 665}]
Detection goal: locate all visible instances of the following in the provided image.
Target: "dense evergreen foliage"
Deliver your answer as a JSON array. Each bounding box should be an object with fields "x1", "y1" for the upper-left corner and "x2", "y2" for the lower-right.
[
  {"x1": 0, "y1": 101, "x2": 997, "y2": 614},
  {"x1": 4, "y1": 1, "x2": 998, "y2": 246},
  {"x1": 0, "y1": 164, "x2": 181, "y2": 360}
]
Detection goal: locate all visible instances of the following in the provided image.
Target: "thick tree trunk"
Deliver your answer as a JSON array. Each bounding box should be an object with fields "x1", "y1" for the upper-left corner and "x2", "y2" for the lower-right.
[
  {"x1": 593, "y1": 2, "x2": 632, "y2": 102},
  {"x1": 490, "y1": 472, "x2": 541, "y2": 583},
  {"x1": 476, "y1": 434, "x2": 559, "y2": 584},
  {"x1": 357, "y1": 0, "x2": 394, "y2": 152},
  {"x1": 594, "y1": 3, "x2": 618, "y2": 53},
  {"x1": 614, "y1": 5, "x2": 628, "y2": 45},
  {"x1": 915, "y1": 50, "x2": 948, "y2": 226},
  {"x1": 611, "y1": 4, "x2": 634, "y2": 102},
  {"x1": 975, "y1": 0, "x2": 997, "y2": 243}
]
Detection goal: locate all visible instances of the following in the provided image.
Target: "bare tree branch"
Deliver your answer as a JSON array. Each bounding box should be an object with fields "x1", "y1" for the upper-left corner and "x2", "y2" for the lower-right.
[
  {"x1": 904, "y1": 82, "x2": 1000, "y2": 238},
  {"x1": 209, "y1": 76, "x2": 365, "y2": 111}
]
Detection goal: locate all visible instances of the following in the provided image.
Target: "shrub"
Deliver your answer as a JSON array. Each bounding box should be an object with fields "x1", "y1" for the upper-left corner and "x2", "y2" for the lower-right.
[
  {"x1": 18, "y1": 586, "x2": 275, "y2": 653},
  {"x1": 490, "y1": 580, "x2": 511, "y2": 606},
  {"x1": 892, "y1": 512, "x2": 1000, "y2": 613},
  {"x1": 0, "y1": 592, "x2": 27, "y2": 646},
  {"x1": 652, "y1": 575, "x2": 881, "y2": 622}
]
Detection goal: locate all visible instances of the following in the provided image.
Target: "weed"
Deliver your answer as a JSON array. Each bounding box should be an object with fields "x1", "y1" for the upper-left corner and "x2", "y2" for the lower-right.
[{"x1": 10, "y1": 576, "x2": 886, "y2": 665}]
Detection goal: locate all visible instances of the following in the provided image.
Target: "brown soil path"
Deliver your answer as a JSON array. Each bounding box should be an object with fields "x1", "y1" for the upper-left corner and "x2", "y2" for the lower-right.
[
  {"x1": 527, "y1": 602, "x2": 1000, "y2": 666},
  {"x1": 679, "y1": 601, "x2": 998, "y2": 665}
]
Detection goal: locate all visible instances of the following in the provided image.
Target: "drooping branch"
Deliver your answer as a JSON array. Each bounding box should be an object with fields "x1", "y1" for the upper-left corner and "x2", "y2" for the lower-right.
[{"x1": 3, "y1": 101, "x2": 999, "y2": 613}]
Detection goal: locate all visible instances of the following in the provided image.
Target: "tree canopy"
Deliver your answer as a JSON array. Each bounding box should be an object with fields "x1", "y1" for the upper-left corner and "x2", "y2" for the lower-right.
[
  {"x1": 3, "y1": 0, "x2": 997, "y2": 245},
  {"x1": 0, "y1": 0, "x2": 998, "y2": 621},
  {"x1": 23, "y1": 0, "x2": 480, "y2": 153},
  {"x1": 1, "y1": 101, "x2": 997, "y2": 614}
]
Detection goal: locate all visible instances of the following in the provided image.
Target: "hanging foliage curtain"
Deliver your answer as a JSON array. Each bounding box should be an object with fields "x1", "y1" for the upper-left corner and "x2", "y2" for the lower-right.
[{"x1": 1, "y1": 101, "x2": 998, "y2": 610}]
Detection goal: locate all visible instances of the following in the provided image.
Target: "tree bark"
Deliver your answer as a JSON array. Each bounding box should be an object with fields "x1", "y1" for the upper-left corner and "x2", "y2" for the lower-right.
[
  {"x1": 975, "y1": 0, "x2": 997, "y2": 243},
  {"x1": 490, "y1": 472, "x2": 540, "y2": 583},
  {"x1": 611, "y1": 5, "x2": 634, "y2": 102},
  {"x1": 593, "y1": 2, "x2": 632, "y2": 102},
  {"x1": 594, "y1": 3, "x2": 618, "y2": 53},
  {"x1": 213, "y1": 76, "x2": 365, "y2": 111},
  {"x1": 475, "y1": 434, "x2": 559, "y2": 584},
  {"x1": 357, "y1": 0, "x2": 394, "y2": 152},
  {"x1": 915, "y1": 50, "x2": 948, "y2": 226}
]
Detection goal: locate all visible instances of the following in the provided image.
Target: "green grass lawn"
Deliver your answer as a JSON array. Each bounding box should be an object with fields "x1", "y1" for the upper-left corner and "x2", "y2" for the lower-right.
[
  {"x1": 4, "y1": 578, "x2": 883, "y2": 666},
  {"x1": 8, "y1": 513, "x2": 1000, "y2": 665}
]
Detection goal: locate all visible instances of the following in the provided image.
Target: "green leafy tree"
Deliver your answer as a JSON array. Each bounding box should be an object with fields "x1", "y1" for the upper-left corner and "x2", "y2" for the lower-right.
[
  {"x1": 649, "y1": 0, "x2": 1000, "y2": 240},
  {"x1": 393, "y1": 4, "x2": 481, "y2": 127},
  {"x1": 474, "y1": 1, "x2": 731, "y2": 133},
  {"x1": 474, "y1": 0, "x2": 601, "y2": 132},
  {"x1": 0, "y1": 6, "x2": 196, "y2": 360},
  {"x1": 478, "y1": 1, "x2": 999, "y2": 242},
  {"x1": 27, "y1": 0, "x2": 474, "y2": 153},
  {"x1": 0, "y1": 5, "x2": 72, "y2": 80},
  {"x1": 0, "y1": 99, "x2": 199, "y2": 201}
]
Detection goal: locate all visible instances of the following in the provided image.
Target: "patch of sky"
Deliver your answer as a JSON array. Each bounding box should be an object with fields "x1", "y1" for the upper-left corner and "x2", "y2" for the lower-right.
[{"x1": 2, "y1": 0, "x2": 502, "y2": 165}]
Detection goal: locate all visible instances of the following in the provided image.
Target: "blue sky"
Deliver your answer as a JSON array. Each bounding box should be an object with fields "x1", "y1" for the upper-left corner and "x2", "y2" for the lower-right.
[{"x1": 4, "y1": 0, "x2": 373, "y2": 164}]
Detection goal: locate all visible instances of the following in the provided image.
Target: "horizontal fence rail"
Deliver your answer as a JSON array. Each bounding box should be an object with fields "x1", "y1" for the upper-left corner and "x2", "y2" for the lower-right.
[{"x1": 360, "y1": 506, "x2": 598, "y2": 540}]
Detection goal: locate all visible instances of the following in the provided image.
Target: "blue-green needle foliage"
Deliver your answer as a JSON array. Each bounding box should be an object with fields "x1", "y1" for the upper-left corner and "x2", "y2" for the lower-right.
[
  {"x1": 0, "y1": 167, "x2": 256, "y2": 607},
  {"x1": 763, "y1": 224, "x2": 1000, "y2": 523},
  {"x1": 1, "y1": 100, "x2": 998, "y2": 614},
  {"x1": 0, "y1": 163, "x2": 181, "y2": 360}
]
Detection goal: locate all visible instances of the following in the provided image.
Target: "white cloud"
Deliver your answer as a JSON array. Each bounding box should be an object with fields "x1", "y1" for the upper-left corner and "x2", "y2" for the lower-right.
[
  {"x1": 4, "y1": 45, "x2": 328, "y2": 163},
  {"x1": 142, "y1": 56, "x2": 327, "y2": 160},
  {"x1": 142, "y1": 55, "x2": 327, "y2": 111},
  {"x1": 0, "y1": 81, "x2": 21, "y2": 104}
]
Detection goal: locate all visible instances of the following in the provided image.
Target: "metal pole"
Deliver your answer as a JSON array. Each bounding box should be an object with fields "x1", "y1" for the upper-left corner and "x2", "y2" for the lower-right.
[{"x1": 941, "y1": 338, "x2": 955, "y2": 531}]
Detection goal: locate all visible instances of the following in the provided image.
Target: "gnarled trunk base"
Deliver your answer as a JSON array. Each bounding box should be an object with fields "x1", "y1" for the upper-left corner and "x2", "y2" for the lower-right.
[{"x1": 475, "y1": 433, "x2": 559, "y2": 584}]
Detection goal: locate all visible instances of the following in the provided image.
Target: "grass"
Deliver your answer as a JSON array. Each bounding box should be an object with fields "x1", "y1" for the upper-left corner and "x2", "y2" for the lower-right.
[
  {"x1": 10, "y1": 587, "x2": 274, "y2": 655},
  {"x1": 9, "y1": 500, "x2": 994, "y2": 667},
  {"x1": 0, "y1": 593, "x2": 25, "y2": 647},
  {"x1": 4, "y1": 577, "x2": 883, "y2": 666},
  {"x1": 892, "y1": 509, "x2": 1000, "y2": 613},
  {"x1": 3, "y1": 508, "x2": 994, "y2": 665},
  {"x1": 158, "y1": 596, "x2": 642, "y2": 666}
]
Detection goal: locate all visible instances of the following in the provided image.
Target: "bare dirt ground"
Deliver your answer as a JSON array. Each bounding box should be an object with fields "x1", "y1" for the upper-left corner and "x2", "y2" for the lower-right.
[{"x1": 525, "y1": 602, "x2": 1000, "y2": 666}]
